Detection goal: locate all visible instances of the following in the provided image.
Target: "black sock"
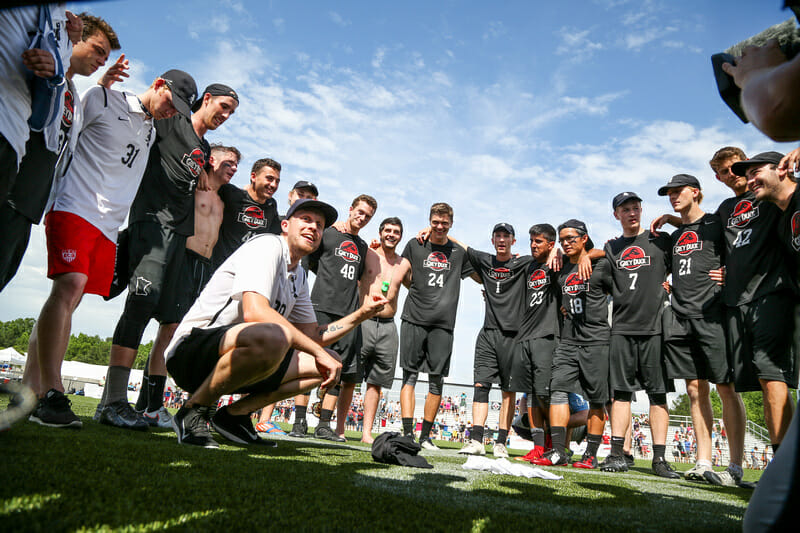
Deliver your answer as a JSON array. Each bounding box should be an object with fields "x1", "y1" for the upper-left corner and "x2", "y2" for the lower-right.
[
  {"x1": 319, "y1": 408, "x2": 333, "y2": 426},
  {"x1": 295, "y1": 405, "x2": 307, "y2": 421},
  {"x1": 147, "y1": 375, "x2": 166, "y2": 412},
  {"x1": 586, "y1": 433, "x2": 602, "y2": 457},
  {"x1": 471, "y1": 425, "x2": 485, "y2": 443},
  {"x1": 497, "y1": 429, "x2": 508, "y2": 445},
  {"x1": 402, "y1": 417, "x2": 414, "y2": 435},
  {"x1": 550, "y1": 426, "x2": 567, "y2": 454},
  {"x1": 134, "y1": 380, "x2": 148, "y2": 411},
  {"x1": 772, "y1": 442, "x2": 780, "y2": 454},
  {"x1": 611, "y1": 436, "x2": 625, "y2": 457},
  {"x1": 532, "y1": 428, "x2": 545, "y2": 448},
  {"x1": 653, "y1": 444, "x2": 666, "y2": 462},
  {"x1": 420, "y1": 420, "x2": 434, "y2": 440}
]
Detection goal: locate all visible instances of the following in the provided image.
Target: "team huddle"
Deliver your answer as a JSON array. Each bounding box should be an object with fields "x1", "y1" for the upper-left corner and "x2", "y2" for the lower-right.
[{"x1": 3, "y1": 6, "x2": 800, "y2": 492}]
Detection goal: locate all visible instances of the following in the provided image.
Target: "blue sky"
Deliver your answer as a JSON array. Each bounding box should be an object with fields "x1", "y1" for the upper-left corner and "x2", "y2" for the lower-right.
[{"x1": 1, "y1": 0, "x2": 796, "y2": 385}]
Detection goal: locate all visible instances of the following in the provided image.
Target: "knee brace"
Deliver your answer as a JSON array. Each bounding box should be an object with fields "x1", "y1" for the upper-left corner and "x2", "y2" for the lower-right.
[
  {"x1": 402, "y1": 370, "x2": 418, "y2": 388},
  {"x1": 648, "y1": 392, "x2": 667, "y2": 406},
  {"x1": 473, "y1": 384, "x2": 491, "y2": 403},
  {"x1": 428, "y1": 375, "x2": 444, "y2": 396},
  {"x1": 550, "y1": 391, "x2": 569, "y2": 405},
  {"x1": 112, "y1": 313, "x2": 150, "y2": 350},
  {"x1": 613, "y1": 390, "x2": 633, "y2": 402}
]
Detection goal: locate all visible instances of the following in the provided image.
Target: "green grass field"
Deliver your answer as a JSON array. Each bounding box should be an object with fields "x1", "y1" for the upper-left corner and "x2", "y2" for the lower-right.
[{"x1": 1, "y1": 396, "x2": 759, "y2": 532}]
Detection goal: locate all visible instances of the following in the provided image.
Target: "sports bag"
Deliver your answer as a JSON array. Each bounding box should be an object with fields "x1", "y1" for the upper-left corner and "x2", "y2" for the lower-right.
[{"x1": 28, "y1": 4, "x2": 66, "y2": 132}]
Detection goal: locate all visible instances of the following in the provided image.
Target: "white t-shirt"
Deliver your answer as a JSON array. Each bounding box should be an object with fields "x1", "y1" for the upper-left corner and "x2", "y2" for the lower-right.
[
  {"x1": 53, "y1": 86, "x2": 155, "y2": 241},
  {"x1": 166, "y1": 234, "x2": 317, "y2": 361}
]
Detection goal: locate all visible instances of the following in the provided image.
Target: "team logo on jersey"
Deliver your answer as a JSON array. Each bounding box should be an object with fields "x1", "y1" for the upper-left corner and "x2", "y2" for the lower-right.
[
  {"x1": 616, "y1": 246, "x2": 651, "y2": 270},
  {"x1": 181, "y1": 148, "x2": 206, "y2": 178},
  {"x1": 727, "y1": 200, "x2": 759, "y2": 228},
  {"x1": 335, "y1": 241, "x2": 360, "y2": 262},
  {"x1": 791, "y1": 212, "x2": 800, "y2": 251},
  {"x1": 61, "y1": 249, "x2": 76, "y2": 263},
  {"x1": 528, "y1": 269, "x2": 549, "y2": 290},
  {"x1": 674, "y1": 231, "x2": 702, "y2": 256},
  {"x1": 562, "y1": 272, "x2": 589, "y2": 295},
  {"x1": 488, "y1": 267, "x2": 511, "y2": 281},
  {"x1": 423, "y1": 251, "x2": 451, "y2": 271},
  {"x1": 61, "y1": 90, "x2": 74, "y2": 127},
  {"x1": 238, "y1": 206, "x2": 266, "y2": 228}
]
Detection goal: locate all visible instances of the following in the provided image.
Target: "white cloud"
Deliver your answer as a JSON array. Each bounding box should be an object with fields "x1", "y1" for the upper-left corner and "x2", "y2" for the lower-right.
[
  {"x1": 483, "y1": 21, "x2": 507, "y2": 41},
  {"x1": 372, "y1": 47, "x2": 386, "y2": 69},
  {"x1": 329, "y1": 11, "x2": 350, "y2": 27},
  {"x1": 555, "y1": 27, "x2": 604, "y2": 58}
]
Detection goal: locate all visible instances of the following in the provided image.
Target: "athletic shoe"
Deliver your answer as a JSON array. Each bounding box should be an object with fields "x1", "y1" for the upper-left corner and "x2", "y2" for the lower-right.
[
  {"x1": 211, "y1": 405, "x2": 262, "y2": 445},
  {"x1": 314, "y1": 425, "x2": 346, "y2": 442},
  {"x1": 288, "y1": 419, "x2": 309, "y2": 438},
  {"x1": 572, "y1": 453, "x2": 598, "y2": 469},
  {"x1": 97, "y1": 400, "x2": 148, "y2": 431},
  {"x1": 457, "y1": 439, "x2": 487, "y2": 455},
  {"x1": 28, "y1": 389, "x2": 82, "y2": 429},
  {"x1": 511, "y1": 413, "x2": 532, "y2": 441},
  {"x1": 600, "y1": 454, "x2": 629, "y2": 472},
  {"x1": 420, "y1": 438, "x2": 441, "y2": 451},
  {"x1": 255, "y1": 421, "x2": 284, "y2": 434},
  {"x1": 492, "y1": 442, "x2": 509, "y2": 459},
  {"x1": 265, "y1": 422, "x2": 286, "y2": 435},
  {"x1": 172, "y1": 406, "x2": 218, "y2": 448},
  {"x1": 652, "y1": 458, "x2": 681, "y2": 479},
  {"x1": 684, "y1": 463, "x2": 713, "y2": 482},
  {"x1": 92, "y1": 403, "x2": 102, "y2": 422},
  {"x1": 142, "y1": 406, "x2": 173, "y2": 429},
  {"x1": 515, "y1": 445, "x2": 545, "y2": 462},
  {"x1": 531, "y1": 448, "x2": 569, "y2": 466},
  {"x1": 624, "y1": 453, "x2": 635, "y2": 467},
  {"x1": 704, "y1": 465, "x2": 742, "y2": 487}
]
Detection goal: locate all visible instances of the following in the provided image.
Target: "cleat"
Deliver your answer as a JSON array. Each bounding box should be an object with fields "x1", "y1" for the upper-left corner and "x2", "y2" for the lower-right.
[
  {"x1": 704, "y1": 465, "x2": 742, "y2": 487},
  {"x1": 652, "y1": 458, "x2": 681, "y2": 479},
  {"x1": 492, "y1": 442, "x2": 509, "y2": 459},
  {"x1": 172, "y1": 406, "x2": 218, "y2": 448},
  {"x1": 512, "y1": 413, "x2": 532, "y2": 441},
  {"x1": 211, "y1": 405, "x2": 264, "y2": 445},
  {"x1": 572, "y1": 453, "x2": 598, "y2": 469},
  {"x1": 314, "y1": 425, "x2": 346, "y2": 442},
  {"x1": 600, "y1": 454, "x2": 629, "y2": 472},
  {"x1": 458, "y1": 439, "x2": 487, "y2": 455},
  {"x1": 98, "y1": 400, "x2": 148, "y2": 431},
  {"x1": 142, "y1": 406, "x2": 173, "y2": 429},
  {"x1": 287, "y1": 419, "x2": 309, "y2": 438},
  {"x1": 624, "y1": 453, "x2": 635, "y2": 467},
  {"x1": 685, "y1": 463, "x2": 713, "y2": 481},
  {"x1": 531, "y1": 448, "x2": 569, "y2": 466},
  {"x1": 420, "y1": 438, "x2": 441, "y2": 451},
  {"x1": 255, "y1": 421, "x2": 285, "y2": 435},
  {"x1": 28, "y1": 389, "x2": 82, "y2": 429},
  {"x1": 516, "y1": 445, "x2": 545, "y2": 462}
]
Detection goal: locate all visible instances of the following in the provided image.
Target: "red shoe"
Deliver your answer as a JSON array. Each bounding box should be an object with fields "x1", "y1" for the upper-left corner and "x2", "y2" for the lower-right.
[
  {"x1": 572, "y1": 454, "x2": 598, "y2": 469},
  {"x1": 515, "y1": 445, "x2": 545, "y2": 462},
  {"x1": 531, "y1": 449, "x2": 569, "y2": 466}
]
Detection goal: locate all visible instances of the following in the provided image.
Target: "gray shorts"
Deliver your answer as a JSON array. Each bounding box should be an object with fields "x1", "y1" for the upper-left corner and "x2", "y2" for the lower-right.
[
  {"x1": 550, "y1": 343, "x2": 609, "y2": 405},
  {"x1": 316, "y1": 309, "x2": 363, "y2": 383},
  {"x1": 473, "y1": 328, "x2": 519, "y2": 392},
  {"x1": 663, "y1": 308, "x2": 732, "y2": 384},
  {"x1": 361, "y1": 317, "x2": 398, "y2": 389}
]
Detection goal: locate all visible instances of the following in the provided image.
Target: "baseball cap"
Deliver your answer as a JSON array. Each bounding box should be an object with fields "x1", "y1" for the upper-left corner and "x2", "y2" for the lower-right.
[
  {"x1": 612, "y1": 191, "x2": 643, "y2": 210},
  {"x1": 557, "y1": 219, "x2": 595, "y2": 250},
  {"x1": 191, "y1": 83, "x2": 240, "y2": 112},
  {"x1": 657, "y1": 174, "x2": 701, "y2": 196},
  {"x1": 159, "y1": 69, "x2": 197, "y2": 118},
  {"x1": 492, "y1": 223, "x2": 515, "y2": 236},
  {"x1": 285, "y1": 198, "x2": 337, "y2": 228},
  {"x1": 292, "y1": 180, "x2": 319, "y2": 196},
  {"x1": 731, "y1": 151, "x2": 785, "y2": 177}
]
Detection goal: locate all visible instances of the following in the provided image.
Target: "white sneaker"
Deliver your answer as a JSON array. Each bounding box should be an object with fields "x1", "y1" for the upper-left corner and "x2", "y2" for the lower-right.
[
  {"x1": 704, "y1": 465, "x2": 742, "y2": 487},
  {"x1": 420, "y1": 438, "x2": 441, "y2": 451},
  {"x1": 492, "y1": 443, "x2": 509, "y2": 459},
  {"x1": 143, "y1": 406, "x2": 173, "y2": 428},
  {"x1": 458, "y1": 439, "x2": 486, "y2": 455},
  {"x1": 684, "y1": 463, "x2": 713, "y2": 481}
]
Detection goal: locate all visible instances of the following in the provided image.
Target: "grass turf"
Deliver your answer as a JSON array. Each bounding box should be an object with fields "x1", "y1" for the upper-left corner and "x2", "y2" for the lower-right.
[{"x1": 1, "y1": 396, "x2": 758, "y2": 532}]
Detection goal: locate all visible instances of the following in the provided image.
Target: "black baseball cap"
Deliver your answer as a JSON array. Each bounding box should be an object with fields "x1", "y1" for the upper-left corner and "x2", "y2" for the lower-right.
[
  {"x1": 292, "y1": 180, "x2": 319, "y2": 196},
  {"x1": 612, "y1": 191, "x2": 643, "y2": 210},
  {"x1": 492, "y1": 223, "x2": 515, "y2": 236},
  {"x1": 191, "y1": 83, "x2": 240, "y2": 112},
  {"x1": 159, "y1": 69, "x2": 198, "y2": 117},
  {"x1": 285, "y1": 198, "x2": 337, "y2": 228},
  {"x1": 731, "y1": 151, "x2": 785, "y2": 177},
  {"x1": 658, "y1": 174, "x2": 702, "y2": 196},
  {"x1": 557, "y1": 219, "x2": 595, "y2": 250}
]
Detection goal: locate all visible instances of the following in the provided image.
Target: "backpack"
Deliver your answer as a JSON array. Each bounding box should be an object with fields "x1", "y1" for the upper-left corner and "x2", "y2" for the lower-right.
[{"x1": 28, "y1": 4, "x2": 66, "y2": 132}]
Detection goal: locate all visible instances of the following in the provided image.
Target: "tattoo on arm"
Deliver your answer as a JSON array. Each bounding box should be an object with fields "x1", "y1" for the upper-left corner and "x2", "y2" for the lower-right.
[{"x1": 320, "y1": 324, "x2": 344, "y2": 336}]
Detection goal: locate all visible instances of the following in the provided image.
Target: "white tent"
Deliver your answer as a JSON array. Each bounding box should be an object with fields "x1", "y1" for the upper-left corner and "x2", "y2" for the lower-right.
[{"x1": 0, "y1": 347, "x2": 26, "y2": 366}]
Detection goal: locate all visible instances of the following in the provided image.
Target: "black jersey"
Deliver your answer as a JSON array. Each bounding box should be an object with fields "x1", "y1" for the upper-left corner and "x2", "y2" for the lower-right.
[
  {"x1": 517, "y1": 261, "x2": 559, "y2": 341},
  {"x1": 308, "y1": 227, "x2": 368, "y2": 316},
  {"x1": 668, "y1": 214, "x2": 725, "y2": 318},
  {"x1": 466, "y1": 248, "x2": 533, "y2": 333},
  {"x1": 211, "y1": 184, "x2": 280, "y2": 268},
  {"x1": 715, "y1": 192, "x2": 796, "y2": 306},
  {"x1": 400, "y1": 239, "x2": 474, "y2": 330},
  {"x1": 778, "y1": 184, "x2": 800, "y2": 266},
  {"x1": 603, "y1": 230, "x2": 670, "y2": 335},
  {"x1": 557, "y1": 258, "x2": 611, "y2": 345},
  {"x1": 128, "y1": 114, "x2": 210, "y2": 236}
]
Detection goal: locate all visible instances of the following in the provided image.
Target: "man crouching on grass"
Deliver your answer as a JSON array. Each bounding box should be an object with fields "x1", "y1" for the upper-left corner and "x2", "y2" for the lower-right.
[{"x1": 164, "y1": 199, "x2": 388, "y2": 448}]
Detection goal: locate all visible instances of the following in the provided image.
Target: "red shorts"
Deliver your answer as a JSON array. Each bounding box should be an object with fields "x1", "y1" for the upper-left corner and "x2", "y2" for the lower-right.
[{"x1": 45, "y1": 210, "x2": 116, "y2": 296}]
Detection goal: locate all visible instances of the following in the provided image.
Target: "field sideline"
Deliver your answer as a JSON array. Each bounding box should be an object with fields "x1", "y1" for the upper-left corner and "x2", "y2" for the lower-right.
[{"x1": 1, "y1": 396, "x2": 758, "y2": 532}]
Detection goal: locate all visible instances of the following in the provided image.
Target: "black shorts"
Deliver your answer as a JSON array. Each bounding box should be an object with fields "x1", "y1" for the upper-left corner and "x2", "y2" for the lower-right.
[
  {"x1": 173, "y1": 249, "x2": 214, "y2": 322},
  {"x1": 316, "y1": 309, "x2": 362, "y2": 383},
  {"x1": 550, "y1": 343, "x2": 609, "y2": 405},
  {"x1": 0, "y1": 132, "x2": 19, "y2": 204},
  {"x1": 473, "y1": 328, "x2": 519, "y2": 392},
  {"x1": 167, "y1": 325, "x2": 293, "y2": 394},
  {"x1": 361, "y1": 317, "x2": 398, "y2": 389},
  {"x1": 0, "y1": 202, "x2": 32, "y2": 291},
  {"x1": 727, "y1": 292, "x2": 798, "y2": 392},
  {"x1": 609, "y1": 334, "x2": 668, "y2": 394},
  {"x1": 399, "y1": 320, "x2": 454, "y2": 377},
  {"x1": 663, "y1": 308, "x2": 732, "y2": 384},
  {"x1": 514, "y1": 335, "x2": 556, "y2": 397}
]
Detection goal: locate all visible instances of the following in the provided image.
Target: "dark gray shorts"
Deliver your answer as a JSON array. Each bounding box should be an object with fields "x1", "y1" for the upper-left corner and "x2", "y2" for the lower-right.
[
  {"x1": 609, "y1": 334, "x2": 668, "y2": 394},
  {"x1": 316, "y1": 309, "x2": 363, "y2": 383},
  {"x1": 473, "y1": 328, "x2": 519, "y2": 392},
  {"x1": 361, "y1": 317, "x2": 398, "y2": 389},
  {"x1": 399, "y1": 320, "x2": 454, "y2": 377},
  {"x1": 173, "y1": 248, "x2": 213, "y2": 322},
  {"x1": 663, "y1": 308, "x2": 732, "y2": 384},
  {"x1": 514, "y1": 335, "x2": 555, "y2": 398},
  {"x1": 550, "y1": 343, "x2": 609, "y2": 405}
]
